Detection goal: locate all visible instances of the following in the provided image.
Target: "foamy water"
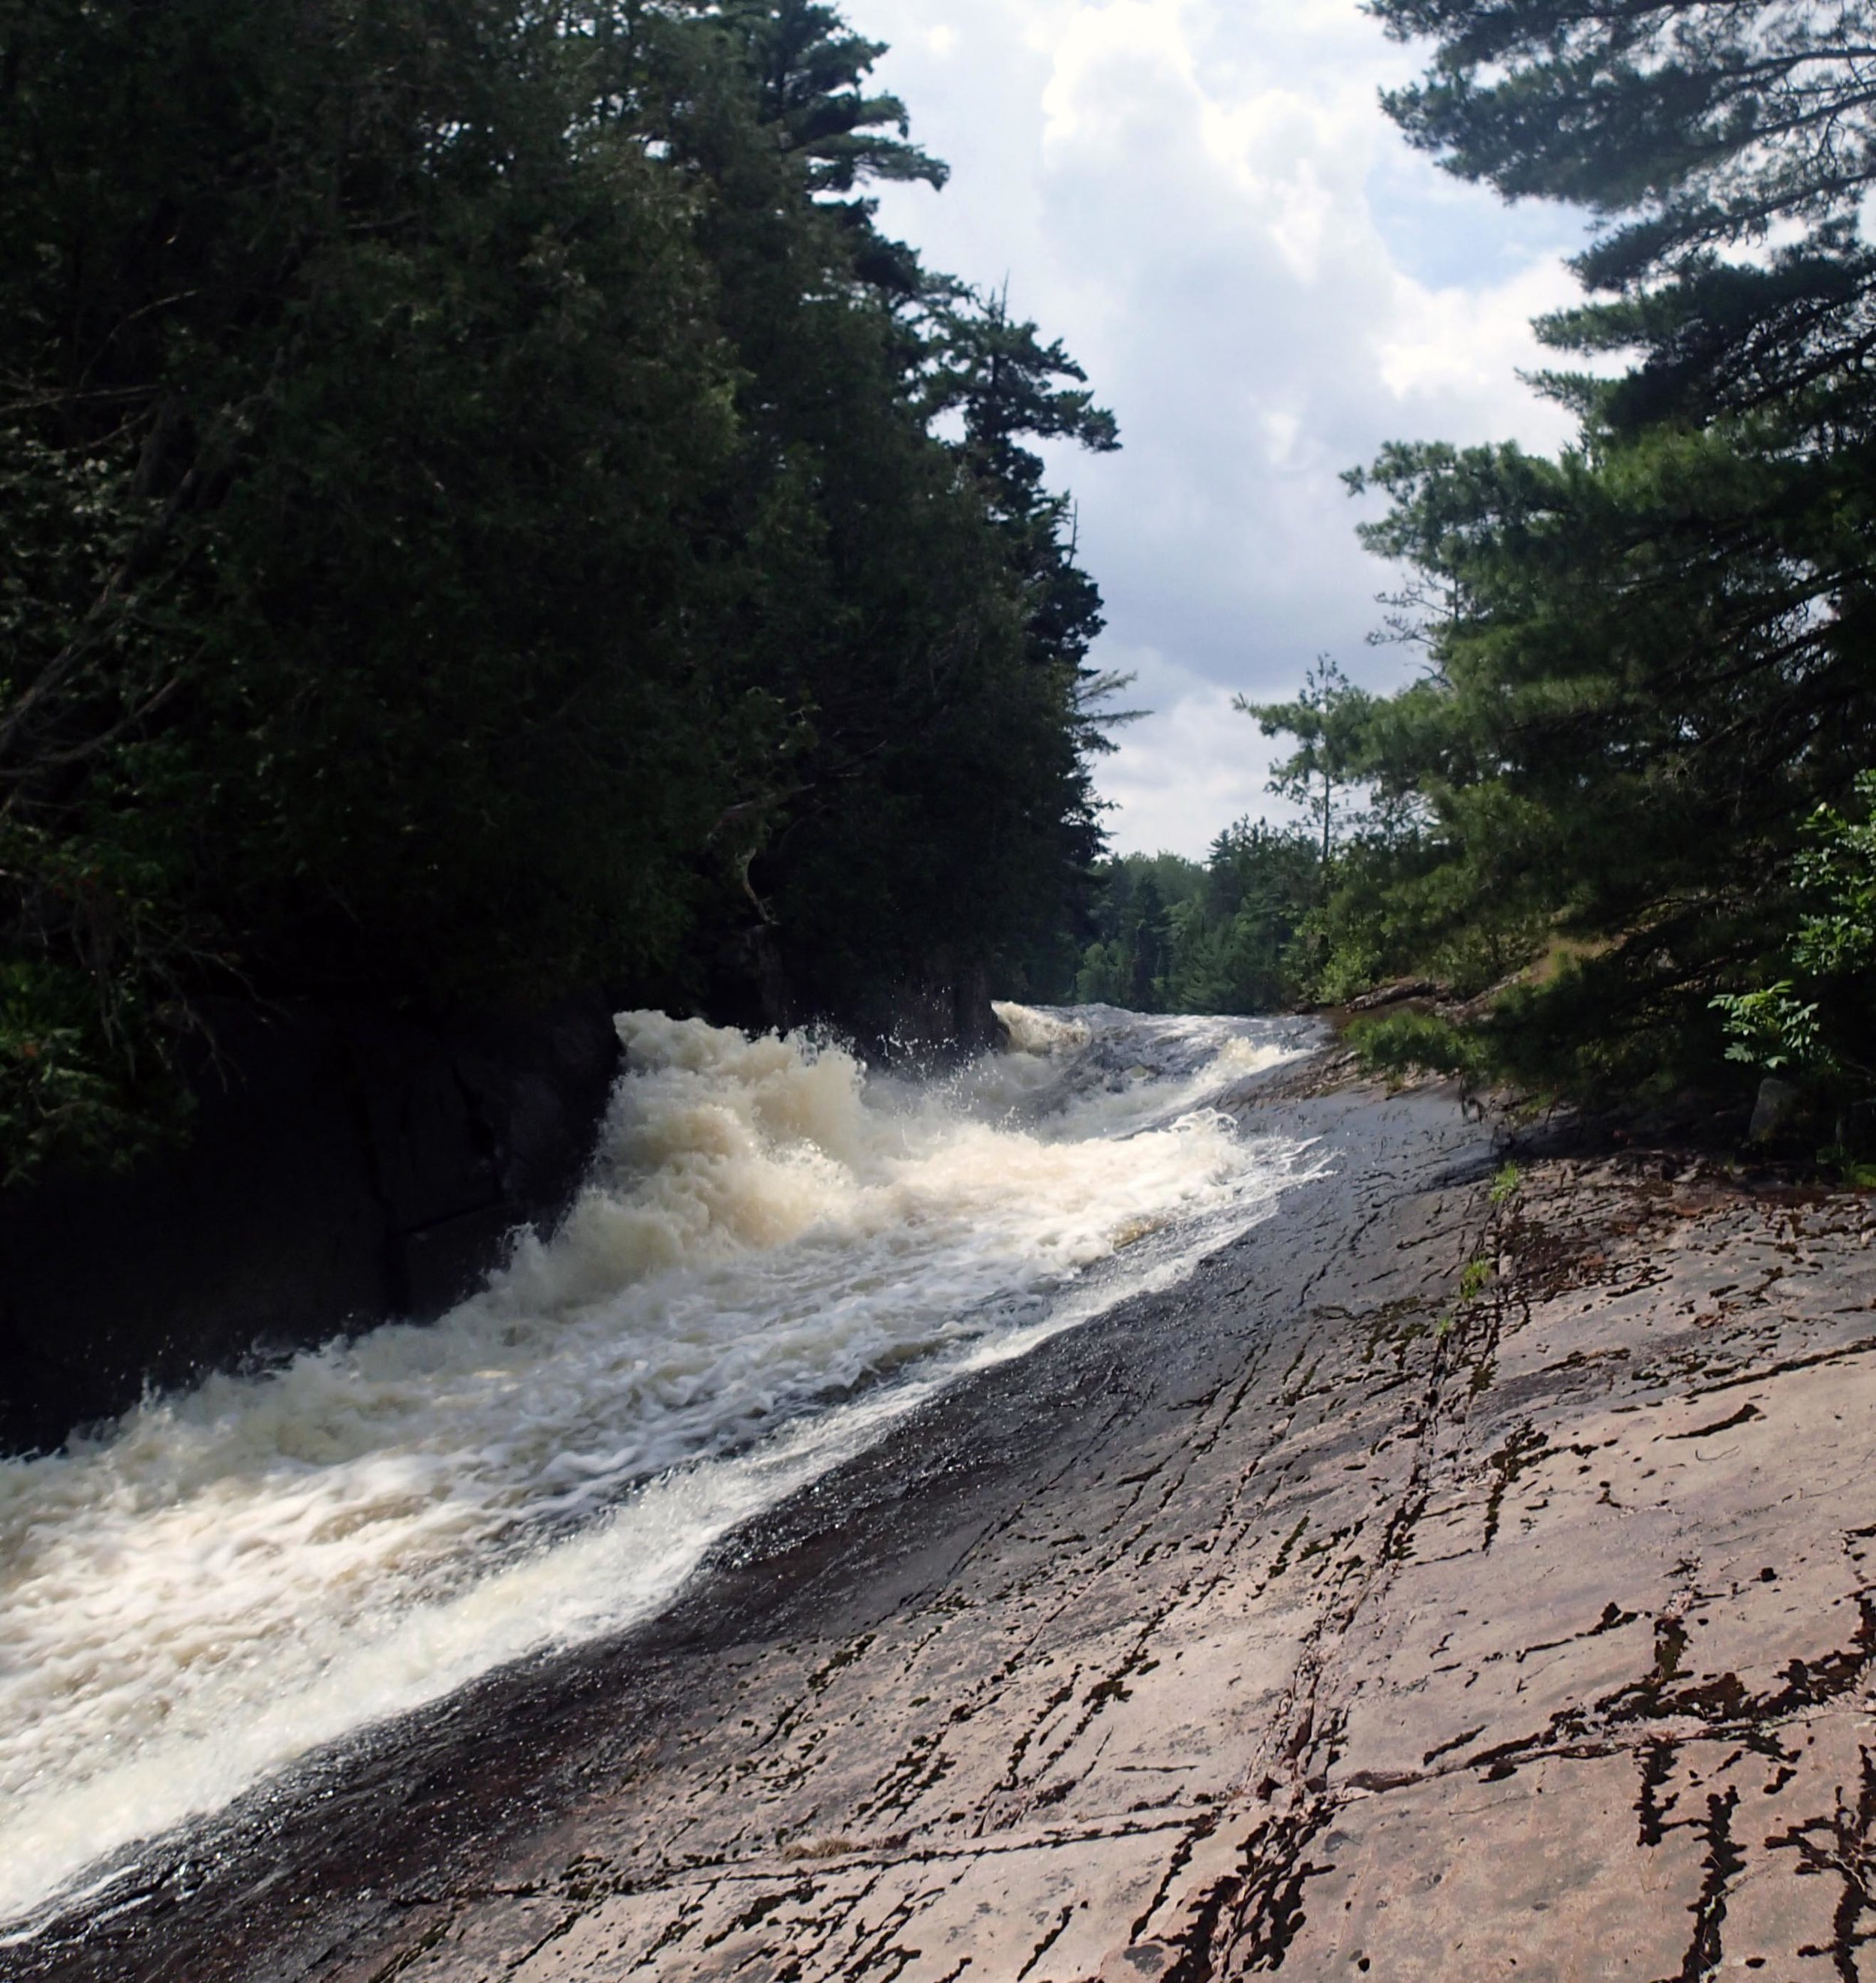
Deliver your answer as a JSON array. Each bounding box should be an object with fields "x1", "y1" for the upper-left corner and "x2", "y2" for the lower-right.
[{"x1": 0, "y1": 1004, "x2": 1316, "y2": 1930}]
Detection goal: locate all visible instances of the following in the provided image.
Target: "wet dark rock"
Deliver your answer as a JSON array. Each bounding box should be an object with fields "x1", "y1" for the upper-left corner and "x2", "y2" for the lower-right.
[
  {"x1": 729, "y1": 928, "x2": 1009, "y2": 1067},
  {"x1": 1345, "y1": 975, "x2": 1442, "y2": 1012},
  {"x1": 843, "y1": 958, "x2": 1010, "y2": 1065},
  {"x1": 1749, "y1": 1076, "x2": 1802, "y2": 1142},
  {"x1": 0, "y1": 989, "x2": 620, "y2": 1455}
]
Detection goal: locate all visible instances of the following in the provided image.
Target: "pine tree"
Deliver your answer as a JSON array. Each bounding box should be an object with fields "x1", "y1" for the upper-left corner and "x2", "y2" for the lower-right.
[{"x1": 1245, "y1": 0, "x2": 1876, "y2": 1097}]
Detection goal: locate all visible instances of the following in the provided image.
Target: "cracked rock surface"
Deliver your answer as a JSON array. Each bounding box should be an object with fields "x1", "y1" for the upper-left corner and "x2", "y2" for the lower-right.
[{"x1": 29, "y1": 1088, "x2": 1876, "y2": 1981}]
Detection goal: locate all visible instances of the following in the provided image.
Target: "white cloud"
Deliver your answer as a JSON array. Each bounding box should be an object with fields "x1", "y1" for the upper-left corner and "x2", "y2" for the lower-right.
[
  {"x1": 1090, "y1": 656, "x2": 1304, "y2": 858},
  {"x1": 1379, "y1": 258, "x2": 1583, "y2": 403},
  {"x1": 858, "y1": 0, "x2": 1590, "y2": 857}
]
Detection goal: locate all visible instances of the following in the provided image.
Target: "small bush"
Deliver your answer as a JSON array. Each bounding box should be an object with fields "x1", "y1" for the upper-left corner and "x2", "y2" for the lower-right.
[{"x1": 1348, "y1": 1010, "x2": 1488, "y2": 1083}]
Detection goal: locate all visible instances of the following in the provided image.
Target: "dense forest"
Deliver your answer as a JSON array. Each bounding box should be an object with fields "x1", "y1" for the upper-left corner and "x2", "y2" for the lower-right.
[
  {"x1": 0, "y1": 0, "x2": 1123, "y2": 1178},
  {"x1": 1063, "y1": 829, "x2": 1320, "y2": 1016},
  {"x1": 1237, "y1": 0, "x2": 1876, "y2": 1139}
]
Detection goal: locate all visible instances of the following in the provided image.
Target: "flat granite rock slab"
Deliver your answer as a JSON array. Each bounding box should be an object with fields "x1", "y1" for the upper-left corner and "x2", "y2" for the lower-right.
[{"x1": 26, "y1": 1096, "x2": 1876, "y2": 1983}]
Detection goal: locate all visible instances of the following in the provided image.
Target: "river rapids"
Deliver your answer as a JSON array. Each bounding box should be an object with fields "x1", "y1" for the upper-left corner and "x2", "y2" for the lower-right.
[{"x1": 0, "y1": 1003, "x2": 1319, "y2": 1933}]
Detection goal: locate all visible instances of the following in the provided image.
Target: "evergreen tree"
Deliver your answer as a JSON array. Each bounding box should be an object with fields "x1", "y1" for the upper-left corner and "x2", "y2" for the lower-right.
[
  {"x1": 1127, "y1": 874, "x2": 1169, "y2": 1010},
  {"x1": 1249, "y1": 0, "x2": 1876, "y2": 1100},
  {"x1": 1375, "y1": 0, "x2": 1876, "y2": 299},
  {"x1": 0, "y1": 0, "x2": 1123, "y2": 1172},
  {"x1": 1069, "y1": 833, "x2": 1321, "y2": 1015},
  {"x1": 1238, "y1": 658, "x2": 1375, "y2": 880}
]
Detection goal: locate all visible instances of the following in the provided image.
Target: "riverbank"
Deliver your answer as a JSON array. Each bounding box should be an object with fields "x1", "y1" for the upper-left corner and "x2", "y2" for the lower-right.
[
  {"x1": 21, "y1": 1074, "x2": 1876, "y2": 1980},
  {"x1": 0, "y1": 993, "x2": 622, "y2": 1455}
]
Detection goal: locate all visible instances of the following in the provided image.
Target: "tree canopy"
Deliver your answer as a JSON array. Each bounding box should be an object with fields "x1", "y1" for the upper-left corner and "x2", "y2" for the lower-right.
[
  {"x1": 0, "y1": 0, "x2": 1122, "y2": 1175},
  {"x1": 1245, "y1": 0, "x2": 1876, "y2": 1112}
]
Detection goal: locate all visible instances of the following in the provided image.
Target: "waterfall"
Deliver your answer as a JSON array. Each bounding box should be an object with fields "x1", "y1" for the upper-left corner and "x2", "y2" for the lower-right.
[{"x1": 0, "y1": 1004, "x2": 1317, "y2": 1930}]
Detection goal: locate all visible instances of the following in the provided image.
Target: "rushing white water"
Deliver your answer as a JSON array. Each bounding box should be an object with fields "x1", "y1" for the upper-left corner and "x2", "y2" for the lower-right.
[{"x1": 0, "y1": 1004, "x2": 1317, "y2": 1931}]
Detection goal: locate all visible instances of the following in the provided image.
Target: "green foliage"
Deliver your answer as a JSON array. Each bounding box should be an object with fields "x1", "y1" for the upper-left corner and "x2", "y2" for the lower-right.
[
  {"x1": 1821, "y1": 1150, "x2": 1876, "y2": 1190},
  {"x1": 1712, "y1": 769, "x2": 1876, "y2": 1085},
  {"x1": 1790, "y1": 772, "x2": 1876, "y2": 988},
  {"x1": 1243, "y1": 0, "x2": 1876, "y2": 1109},
  {"x1": 1711, "y1": 983, "x2": 1829, "y2": 1073},
  {"x1": 1069, "y1": 823, "x2": 1323, "y2": 1013},
  {"x1": 1489, "y1": 1162, "x2": 1521, "y2": 1205},
  {"x1": 1330, "y1": 422, "x2": 1864, "y2": 1035},
  {"x1": 0, "y1": 0, "x2": 1121, "y2": 1175},
  {"x1": 1347, "y1": 1010, "x2": 1487, "y2": 1084},
  {"x1": 0, "y1": 958, "x2": 184, "y2": 1187},
  {"x1": 1372, "y1": 0, "x2": 1876, "y2": 310},
  {"x1": 1237, "y1": 657, "x2": 1378, "y2": 869}
]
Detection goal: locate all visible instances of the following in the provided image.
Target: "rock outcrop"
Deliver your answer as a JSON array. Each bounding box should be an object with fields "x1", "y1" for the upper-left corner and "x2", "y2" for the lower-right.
[
  {"x1": 843, "y1": 958, "x2": 1010, "y2": 1064},
  {"x1": 24, "y1": 1085, "x2": 1876, "y2": 1981},
  {"x1": 0, "y1": 991, "x2": 621, "y2": 1455}
]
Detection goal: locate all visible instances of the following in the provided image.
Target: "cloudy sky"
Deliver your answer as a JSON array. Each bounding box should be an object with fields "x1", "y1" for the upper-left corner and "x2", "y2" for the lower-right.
[{"x1": 855, "y1": 0, "x2": 1589, "y2": 856}]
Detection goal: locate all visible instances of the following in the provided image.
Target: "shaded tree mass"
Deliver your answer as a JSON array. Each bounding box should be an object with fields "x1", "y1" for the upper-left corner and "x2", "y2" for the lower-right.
[{"x1": 0, "y1": 0, "x2": 1122, "y2": 1176}]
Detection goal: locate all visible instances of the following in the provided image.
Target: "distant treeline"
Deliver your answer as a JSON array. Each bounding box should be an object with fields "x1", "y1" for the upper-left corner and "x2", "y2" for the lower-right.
[
  {"x1": 1063, "y1": 828, "x2": 1322, "y2": 1016},
  {"x1": 0, "y1": 0, "x2": 1121, "y2": 1177},
  {"x1": 1239, "y1": 0, "x2": 1876, "y2": 1139}
]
